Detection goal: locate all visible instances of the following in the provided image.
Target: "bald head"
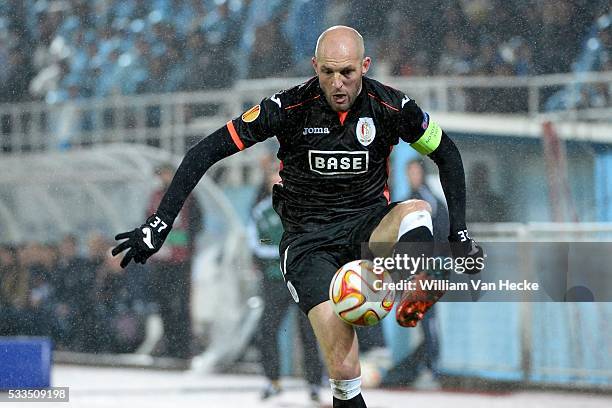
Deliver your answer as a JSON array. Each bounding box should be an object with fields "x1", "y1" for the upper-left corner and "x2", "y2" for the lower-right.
[
  {"x1": 315, "y1": 25, "x2": 365, "y2": 60},
  {"x1": 312, "y1": 26, "x2": 371, "y2": 112}
]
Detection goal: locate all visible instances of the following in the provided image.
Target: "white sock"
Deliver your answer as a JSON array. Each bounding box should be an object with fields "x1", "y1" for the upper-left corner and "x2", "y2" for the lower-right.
[{"x1": 329, "y1": 376, "x2": 361, "y2": 400}]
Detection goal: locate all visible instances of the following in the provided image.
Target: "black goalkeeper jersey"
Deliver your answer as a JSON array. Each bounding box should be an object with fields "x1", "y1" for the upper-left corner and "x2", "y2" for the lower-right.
[{"x1": 226, "y1": 76, "x2": 433, "y2": 232}]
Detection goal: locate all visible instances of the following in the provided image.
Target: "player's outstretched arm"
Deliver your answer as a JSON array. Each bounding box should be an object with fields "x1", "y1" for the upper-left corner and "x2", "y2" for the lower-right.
[
  {"x1": 428, "y1": 132, "x2": 484, "y2": 273},
  {"x1": 112, "y1": 127, "x2": 240, "y2": 268},
  {"x1": 427, "y1": 132, "x2": 466, "y2": 234}
]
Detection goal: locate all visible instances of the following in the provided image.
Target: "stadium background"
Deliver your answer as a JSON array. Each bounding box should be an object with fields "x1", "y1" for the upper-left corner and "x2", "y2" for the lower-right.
[{"x1": 0, "y1": 0, "x2": 611, "y2": 407}]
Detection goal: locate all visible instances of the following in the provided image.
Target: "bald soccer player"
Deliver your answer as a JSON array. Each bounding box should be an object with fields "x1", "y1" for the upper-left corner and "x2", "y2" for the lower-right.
[{"x1": 113, "y1": 26, "x2": 483, "y2": 407}]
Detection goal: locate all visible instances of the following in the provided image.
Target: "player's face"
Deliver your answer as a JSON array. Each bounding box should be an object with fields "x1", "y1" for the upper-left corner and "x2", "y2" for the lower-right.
[{"x1": 313, "y1": 55, "x2": 371, "y2": 112}]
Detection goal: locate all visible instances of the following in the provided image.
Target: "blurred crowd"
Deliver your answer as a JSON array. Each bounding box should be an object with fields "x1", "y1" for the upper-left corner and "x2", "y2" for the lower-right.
[
  {"x1": 0, "y1": 234, "x2": 149, "y2": 354},
  {"x1": 0, "y1": 0, "x2": 609, "y2": 105},
  {"x1": 383, "y1": 0, "x2": 609, "y2": 78}
]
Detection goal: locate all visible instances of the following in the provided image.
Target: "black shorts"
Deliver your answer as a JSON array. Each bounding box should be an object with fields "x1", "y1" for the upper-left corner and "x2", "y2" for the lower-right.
[{"x1": 279, "y1": 203, "x2": 397, "y2": 315}]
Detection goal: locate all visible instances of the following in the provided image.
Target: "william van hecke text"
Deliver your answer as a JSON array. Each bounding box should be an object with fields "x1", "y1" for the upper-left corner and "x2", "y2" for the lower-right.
[{"x1": 374, "y1": 279, "x2": 540, "y2": 292}]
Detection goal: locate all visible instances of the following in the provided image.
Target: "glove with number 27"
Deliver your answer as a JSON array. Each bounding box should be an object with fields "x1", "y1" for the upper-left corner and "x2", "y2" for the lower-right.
[{"x1": 112, "y1": 213, "x2": 172, "y2": 268}]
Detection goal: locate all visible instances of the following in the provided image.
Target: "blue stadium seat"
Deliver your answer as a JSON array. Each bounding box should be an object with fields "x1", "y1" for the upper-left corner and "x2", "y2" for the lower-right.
[{"x1": 0, "y1": 337, "x2": 52, "y2": 390}]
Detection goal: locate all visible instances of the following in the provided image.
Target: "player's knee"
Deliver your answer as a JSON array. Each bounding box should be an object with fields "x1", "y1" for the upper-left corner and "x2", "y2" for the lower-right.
[
  {"x1": 329, "y1": 376, "x2": 362, "y2": 401},
  {"x1": 398, "y1": 199, "x2": 432, "y2": 216},
  {"x1": 396, "y1": 200, "x2": 434, "y2": 242}
]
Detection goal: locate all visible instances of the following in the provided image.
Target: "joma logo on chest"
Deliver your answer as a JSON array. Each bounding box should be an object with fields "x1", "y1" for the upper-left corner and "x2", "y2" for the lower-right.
[
  {"x1": 308, "y1": 150, "x2": 368, "y2": 175},
  {"x1": 303, "y1": 127, "x2": 330, "y2": 135}
]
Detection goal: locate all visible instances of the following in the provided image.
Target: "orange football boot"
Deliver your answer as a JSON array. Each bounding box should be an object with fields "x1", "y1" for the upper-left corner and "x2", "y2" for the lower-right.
[{"x1": 396, "y1": 272, "x2": 446, "y2": 327}]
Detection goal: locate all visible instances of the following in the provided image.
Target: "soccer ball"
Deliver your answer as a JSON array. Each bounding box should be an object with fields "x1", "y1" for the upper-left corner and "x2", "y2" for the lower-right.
[{"x1": 329, "y1": 259, "x2": 395, "y2": 326}]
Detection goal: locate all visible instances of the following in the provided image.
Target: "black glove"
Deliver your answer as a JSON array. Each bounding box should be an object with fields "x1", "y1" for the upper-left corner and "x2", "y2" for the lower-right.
[
  {"x1": 112, "y1": 213, "x2": 172, "y2": 268},
  {"x1": 448, "y1": 229, "x2": 484, "y2": 275}
]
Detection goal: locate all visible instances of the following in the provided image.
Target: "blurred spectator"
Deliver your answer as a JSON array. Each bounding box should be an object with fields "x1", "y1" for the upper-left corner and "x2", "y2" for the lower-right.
[
  {"x1": 385, "y1": 21, "x2": 430, "y2": 77},
  {"x1": 139, "y1": 56, "x2": 170, "y2": 95},
  {"x1": 181, "y1": 30, "x2": 234, "y2": 91},
  {"x1": 284, "y1": 0, "x2": 327, "y2": 75},
  {"x1": 0, "y1": 245, "x2": 28, "y2": 336},
  {"x1": 173, "y1": 0, "x2": 208, "y2": 36},
  {"x1": 17, "y1": 242, "x2": 58, "y2": 338},
  {"x1": 86, "y1": 231, "x2": 111, "y2": 269},
  {"x1": 248, "y1": 17, "x2": 292, "y2": 79},
  {"x1": 53, "y1": 235, "x2": 96, "y2": 351},
  {"x1": 164, "y1": 42, "x2": 186, "y2": 91},
  {"x1": 248, "y1": 158, "x2": 322, "y2": 402},
  {"x1": 202, "y1": 0, "x2": 233, "y2": 46},
  {"x1": 147, "y1": 163, "x2": 203, "y2": 360},
  {"x1": 472, "y1": 41, "x2": 499, "y2": 76},
  {"x1": 92, "y1": 249, "x2": 146, "y2": 353},
  {"x1": 138, "y1": 56, "x2": 170, "y2": 128},
  {"x1": 466, "y1": 161, "x2": 510, "y2": 223},
  {"x1": 80, "y1": 232, "x2": 114, "y2": 352},
  {"x1": 0, "y1": 48, "x2": 35, "y2": 102},
  {"x1": 437, "y1": 0, "x2": 474, "y2": 76},
  {"x1": 92, "y1": 48, "x2": 122, "y2": 97},
  {"x1": 534, "y1": 0, "x2": 578, "y2": 75},
  {"x1": 594, "y1": 18, "x2": 611, "y2": 72},
  {"x1": 380, "y1": 160, "x2": 445, "y2": 387},
  {"x1": 404, "y1": 160, "x2": 449, "y2": 242}
]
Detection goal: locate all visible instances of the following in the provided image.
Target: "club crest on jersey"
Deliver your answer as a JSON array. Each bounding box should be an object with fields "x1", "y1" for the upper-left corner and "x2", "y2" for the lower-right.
[
  {"x1": 356, "y1": 117, "x2": 376, "y2": 146},
  {"x1": 242, "y1": 105, "x2": 260, "y2": 123}
]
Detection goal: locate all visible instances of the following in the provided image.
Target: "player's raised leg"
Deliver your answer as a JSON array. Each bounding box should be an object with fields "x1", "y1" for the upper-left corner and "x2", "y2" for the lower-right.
[
  {"x1": 369, "y1": 199, "x2": 444, "y2": 327},
  {"x1": 369, "y1": 199, "x2": 432, "y2": 256},
  {"x1": 308, "y1": 301, "x2": 367, "y2": 408}
]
